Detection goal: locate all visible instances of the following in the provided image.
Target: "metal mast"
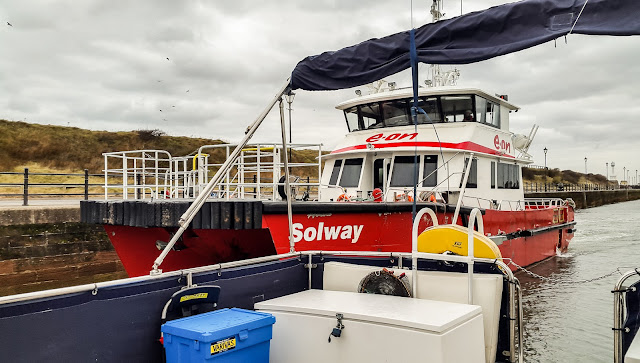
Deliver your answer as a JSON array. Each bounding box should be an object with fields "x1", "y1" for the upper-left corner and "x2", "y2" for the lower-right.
[{"x1": 426, "y1": 0, "x2": 460, "y2": 87}]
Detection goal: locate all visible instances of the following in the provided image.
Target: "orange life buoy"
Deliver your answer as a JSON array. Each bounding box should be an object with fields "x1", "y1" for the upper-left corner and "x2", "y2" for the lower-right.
[
  {"x1": 429, "y1": 194, "x2": 436, "y2": 202},
  {"x1": 337, "y1": 194, "x2": 350, "y2": 202}
]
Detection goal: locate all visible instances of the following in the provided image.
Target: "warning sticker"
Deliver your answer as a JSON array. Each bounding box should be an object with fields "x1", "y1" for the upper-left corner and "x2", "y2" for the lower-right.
[{"x1": 211, "y1": 337, "x2": 236, "y2": 355}]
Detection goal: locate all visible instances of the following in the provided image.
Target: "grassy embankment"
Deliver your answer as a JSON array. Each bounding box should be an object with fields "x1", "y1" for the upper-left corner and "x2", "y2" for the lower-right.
[
  {"x1": 0, "y1": 120, "x2": 321, "y2": 196},
  {"x1": 522, "y1": 167, "x2": 613, "y2": 188}
]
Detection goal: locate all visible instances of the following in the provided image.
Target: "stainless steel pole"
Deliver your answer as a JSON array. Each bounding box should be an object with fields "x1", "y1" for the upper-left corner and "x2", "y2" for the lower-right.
[{"x1": 151, "y1": 80, "x2": 291, "y2": 274}]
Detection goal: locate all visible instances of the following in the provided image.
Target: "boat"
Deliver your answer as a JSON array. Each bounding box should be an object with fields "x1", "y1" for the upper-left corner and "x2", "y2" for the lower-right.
[
  {"x1": 4, "y1": 208, "x2": 525, "y2": 362},
  {"x1": 2, "y1": 0, "x2": 638, "y2": 362},
  {"x1": 82, "y1": 84, "x2": 577, "y2": 277}
]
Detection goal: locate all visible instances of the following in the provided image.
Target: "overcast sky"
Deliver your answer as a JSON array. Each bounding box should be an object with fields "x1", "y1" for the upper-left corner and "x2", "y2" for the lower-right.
[{"x1": 1, "y1": 0, "x2": 638, "y2": 181}]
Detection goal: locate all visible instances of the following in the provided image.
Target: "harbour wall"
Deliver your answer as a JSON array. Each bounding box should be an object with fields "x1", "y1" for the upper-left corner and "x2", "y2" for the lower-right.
[
  {"x1": 525, "y1": 189, "x2": 640, "y2": 209},
  {"x1": 0, "y1": 206, "x2": 126, "y2": 296}
]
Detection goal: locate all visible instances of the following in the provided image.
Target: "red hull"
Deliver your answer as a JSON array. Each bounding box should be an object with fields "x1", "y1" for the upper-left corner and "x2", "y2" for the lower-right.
[{"x1": 105, "y1": 206, "x2": 574, "y2": 277}]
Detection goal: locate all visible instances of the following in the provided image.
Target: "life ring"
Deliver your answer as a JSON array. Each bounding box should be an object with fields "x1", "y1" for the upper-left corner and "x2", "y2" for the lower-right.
[
  {"x1": 277, "y1": 175, "x2": 299, "y2": 200},
  {"x1": 337, "y1": 194, "x2": 351, "y2": 202},
  {"x1": 372, "y1": 188, "x2": 383, "y2": 202},
  {"x1": 417, "y1": 224, "x2": 502, "y2": 260}
]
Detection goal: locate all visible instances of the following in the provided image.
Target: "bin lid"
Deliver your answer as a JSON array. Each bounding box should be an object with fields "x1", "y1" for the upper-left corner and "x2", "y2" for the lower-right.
[
  {"x1": 255, "y1": 290, "x2": 481, "y2": 333},
  {"x1": 161, "y1": 308, "x2": 275, "y2": 342}
]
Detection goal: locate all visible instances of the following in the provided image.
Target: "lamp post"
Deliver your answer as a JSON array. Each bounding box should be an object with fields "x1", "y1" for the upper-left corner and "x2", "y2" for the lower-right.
[
  {"x1": 584, "y1": 157, "x2": 587, "y2": 174},
  {"x1": 543, "y1": 147, "x2": 548, "y2": 192},
  {"x1": 624, "y1": 167, "x2": 626, "y2": 185},
  {"x1": 285, "y1": 90, "x2": 296, "y2": 159},
  {"x1": 606, "y1": 162, "x2": 609, "y2": 189}
]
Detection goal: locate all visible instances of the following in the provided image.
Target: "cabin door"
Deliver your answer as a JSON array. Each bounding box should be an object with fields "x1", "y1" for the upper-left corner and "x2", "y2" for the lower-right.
[{"x1": 373, "y1": 158, "x2": 391, "y2": 191}]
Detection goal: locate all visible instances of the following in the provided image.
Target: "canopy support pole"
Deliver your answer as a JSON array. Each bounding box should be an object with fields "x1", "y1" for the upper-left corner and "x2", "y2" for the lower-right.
[
  {"x1": 150, "y1": 79, "x2": 291, "y2": 274},
  {"x1": 452, "y1": 153, "x2": 474, "y2": 225},
  {"x1": 278, "y1": 98, "x2": 295, "y2": 253}
]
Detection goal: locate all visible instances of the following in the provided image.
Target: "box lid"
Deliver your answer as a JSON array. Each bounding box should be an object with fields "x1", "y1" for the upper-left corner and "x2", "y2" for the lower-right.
[
  {"x1": 161, "y1": 308, "x2": 275, "y2": 342},
  {"x1": 255, "y1": 290, "x2": 481, "y2": 333}
]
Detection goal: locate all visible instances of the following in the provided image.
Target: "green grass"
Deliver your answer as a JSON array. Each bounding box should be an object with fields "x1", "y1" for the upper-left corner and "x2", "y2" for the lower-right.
[{"x1": 0, "y1": 119, "x2": 324, "y2": 180}]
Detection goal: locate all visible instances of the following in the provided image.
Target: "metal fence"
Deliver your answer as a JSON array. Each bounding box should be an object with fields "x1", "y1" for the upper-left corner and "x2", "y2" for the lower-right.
[
  {"x1": 524, "y1": 181, "x2": 619, "y2": 193},
  {"x1": 0, "y1": 168, "x2": 108, "y2": 206}
]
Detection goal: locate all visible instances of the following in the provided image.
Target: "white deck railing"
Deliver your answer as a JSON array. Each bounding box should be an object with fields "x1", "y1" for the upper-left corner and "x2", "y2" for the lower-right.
[{"x1": 102, "y1": 143, "x2": 323, "y2": 201}]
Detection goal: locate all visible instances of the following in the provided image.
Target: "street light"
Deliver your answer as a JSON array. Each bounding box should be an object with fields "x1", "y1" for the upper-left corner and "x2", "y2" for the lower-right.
[
  {"x1": 584, "y1": 157, "x2": 587, "y2": 174},
  {"x1": 606, "y1": 162, "x2": 609, "y2": 189},
  {"x1": 285, "y1": 90, "x2": 295, "y2": 159},
  {"x1": 285, "y1": 90, "x2": 296, "y2": 145},
  {"x1": 543, "y1": 147, "x2": 548, "y2": 192}
]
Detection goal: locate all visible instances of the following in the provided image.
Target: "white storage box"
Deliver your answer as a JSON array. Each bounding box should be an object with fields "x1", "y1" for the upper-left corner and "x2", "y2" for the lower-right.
[{"x1": 255, "y1": 289, "x2": 485, "y2": 363}]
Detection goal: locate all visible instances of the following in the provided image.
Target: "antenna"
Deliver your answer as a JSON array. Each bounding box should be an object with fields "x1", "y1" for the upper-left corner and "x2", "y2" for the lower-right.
[{"x1": 425, "y1": 0, "x2": 461, "y2": 87}]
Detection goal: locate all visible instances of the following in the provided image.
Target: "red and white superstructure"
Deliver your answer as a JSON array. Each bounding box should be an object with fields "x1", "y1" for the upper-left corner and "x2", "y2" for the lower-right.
[{"x1": 82, "y1": 86, "x2": 575, "y2": 277}]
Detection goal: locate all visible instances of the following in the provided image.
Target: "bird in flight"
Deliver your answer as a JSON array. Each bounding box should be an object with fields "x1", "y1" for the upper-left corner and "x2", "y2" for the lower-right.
[
  {"x1": 7, "y1": 22, "x2": 12, "y2": 27},
  {"x1": 166, "y1": 57, "x2": 170, "y2": 61}
]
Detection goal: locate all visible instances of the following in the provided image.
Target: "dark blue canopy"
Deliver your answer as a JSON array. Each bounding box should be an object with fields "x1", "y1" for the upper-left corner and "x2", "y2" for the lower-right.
[{"x1": 291, "y1": 0, "x2": 640, "y2": 91}]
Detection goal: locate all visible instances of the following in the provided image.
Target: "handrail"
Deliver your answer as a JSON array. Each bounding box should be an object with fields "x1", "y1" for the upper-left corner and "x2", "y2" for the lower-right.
[
  {"x1": 0, "y1": 169, "x2": 110, "y2": 205},
  {"x1": 613, "y1": 269, "x2": 640, "y2": 363}
]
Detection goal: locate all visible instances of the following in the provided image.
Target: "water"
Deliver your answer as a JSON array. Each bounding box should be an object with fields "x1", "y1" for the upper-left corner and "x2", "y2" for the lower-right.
[{"x1": 520, "y1": 199, "x2": 640, "y2": 362}]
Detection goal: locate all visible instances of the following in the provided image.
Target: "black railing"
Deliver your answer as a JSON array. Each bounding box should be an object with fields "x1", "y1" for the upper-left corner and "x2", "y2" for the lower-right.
[
  {"x1": 0, "y1": 168, "x2": 107, "y2": 206},
  {"x1": 524, "y1": 181, "x2": 623, "y2": 193}
]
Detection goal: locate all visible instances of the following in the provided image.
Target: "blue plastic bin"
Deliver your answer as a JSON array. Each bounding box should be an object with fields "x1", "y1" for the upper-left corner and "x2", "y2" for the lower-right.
[{"x1": 161, "y1": 308, "x2": 275, "y2": 362}]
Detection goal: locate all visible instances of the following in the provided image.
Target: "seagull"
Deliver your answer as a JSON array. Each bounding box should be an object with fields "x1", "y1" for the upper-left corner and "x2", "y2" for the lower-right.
[
  {"x1": 171, "y1": 105, "x2": 175, "y2": 108},
  {"x1": 186, "y1": 90, "x2": 189, "y2": 93},
  {"x1": 7, "y1": 22, "x2": 12, "y2": 27},
  {"x1": 166, "y1": 57, "x2": 169, "y2": 61},
  {"x1": 159, "y1": 109, "x2": 163, "y2": 112}
]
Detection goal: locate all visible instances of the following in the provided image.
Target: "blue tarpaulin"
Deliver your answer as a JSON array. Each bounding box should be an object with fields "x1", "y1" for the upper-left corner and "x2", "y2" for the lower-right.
[{"x1": 291, "y1": 0, "x2": 640, "y2": 91}]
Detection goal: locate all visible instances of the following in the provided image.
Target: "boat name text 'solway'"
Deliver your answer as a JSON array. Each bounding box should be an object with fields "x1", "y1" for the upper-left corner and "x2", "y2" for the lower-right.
[
  {"x1": 365, "y1": 133, "x2": 418, "y2": 143},
  {"x1": 292, "y1": 222, "x2": 364, "y2": 244}
]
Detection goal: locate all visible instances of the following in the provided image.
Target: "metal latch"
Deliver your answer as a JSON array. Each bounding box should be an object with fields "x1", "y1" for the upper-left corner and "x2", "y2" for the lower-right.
[{"x1": 328, "y1": 313, "x2": 344, "y2": 343}]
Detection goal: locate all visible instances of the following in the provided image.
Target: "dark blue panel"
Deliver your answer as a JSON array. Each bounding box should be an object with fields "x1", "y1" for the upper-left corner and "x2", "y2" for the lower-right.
[
  {"x1": 623, "y1": 278, "x2": 640, "y2": 357},
  {"x1": 291, "y1": 0, "x2": 640, "y2": 91},
  {"x1": 0, "y1": 258, "x2": 307, "y2": 362}
]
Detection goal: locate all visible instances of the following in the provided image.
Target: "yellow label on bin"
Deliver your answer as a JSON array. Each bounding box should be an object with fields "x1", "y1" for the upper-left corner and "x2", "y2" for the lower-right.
[
  {"x1": 211, "y1": 337, "x2": 236, "y2": 355},
  {"x1": 179, "y1": 293, "x2": 208, "y2": 303}
]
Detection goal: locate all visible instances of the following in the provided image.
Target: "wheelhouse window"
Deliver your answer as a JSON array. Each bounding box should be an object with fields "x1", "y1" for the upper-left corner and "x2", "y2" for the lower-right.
[
  {"x1": 360, "y1": 103, "x2": 383, "y2": 129},
  {"x1": 341, "y1": 93, "x2": 502, "y2": 131},
  {"x1": 422, "y1": 155, "x2": 438, "y2": 187},
  {"x1": 390, "y1": 156, "x2": 418, "y2": 187},
  {"x1": 344, "y1": 106, "x2": 360, "y2": 132},
  {"x1": 417, "y1": 97, "x2": 442, "y2": 124},
  {"x1": 475, "y1": 96, "x2": 500, "y2": 128},
  {"x1": 339, "y1": 158, "x2": 363, "y2": 187},
  {"x1": 460, "y1": 157, "x2": 478, "y2": 188},
  {"x1": 441, "y1": 95, "x2": 474, "y2": 122},
  {"x1": 380, "y1": 100, "x2": 410, "y2": 127},
  {"x1": 329, "y1": 160, "x2": 342, "y2": 185},
  {"x1": 497, "y1": 162, "x2": 519, "y2": 189}
]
